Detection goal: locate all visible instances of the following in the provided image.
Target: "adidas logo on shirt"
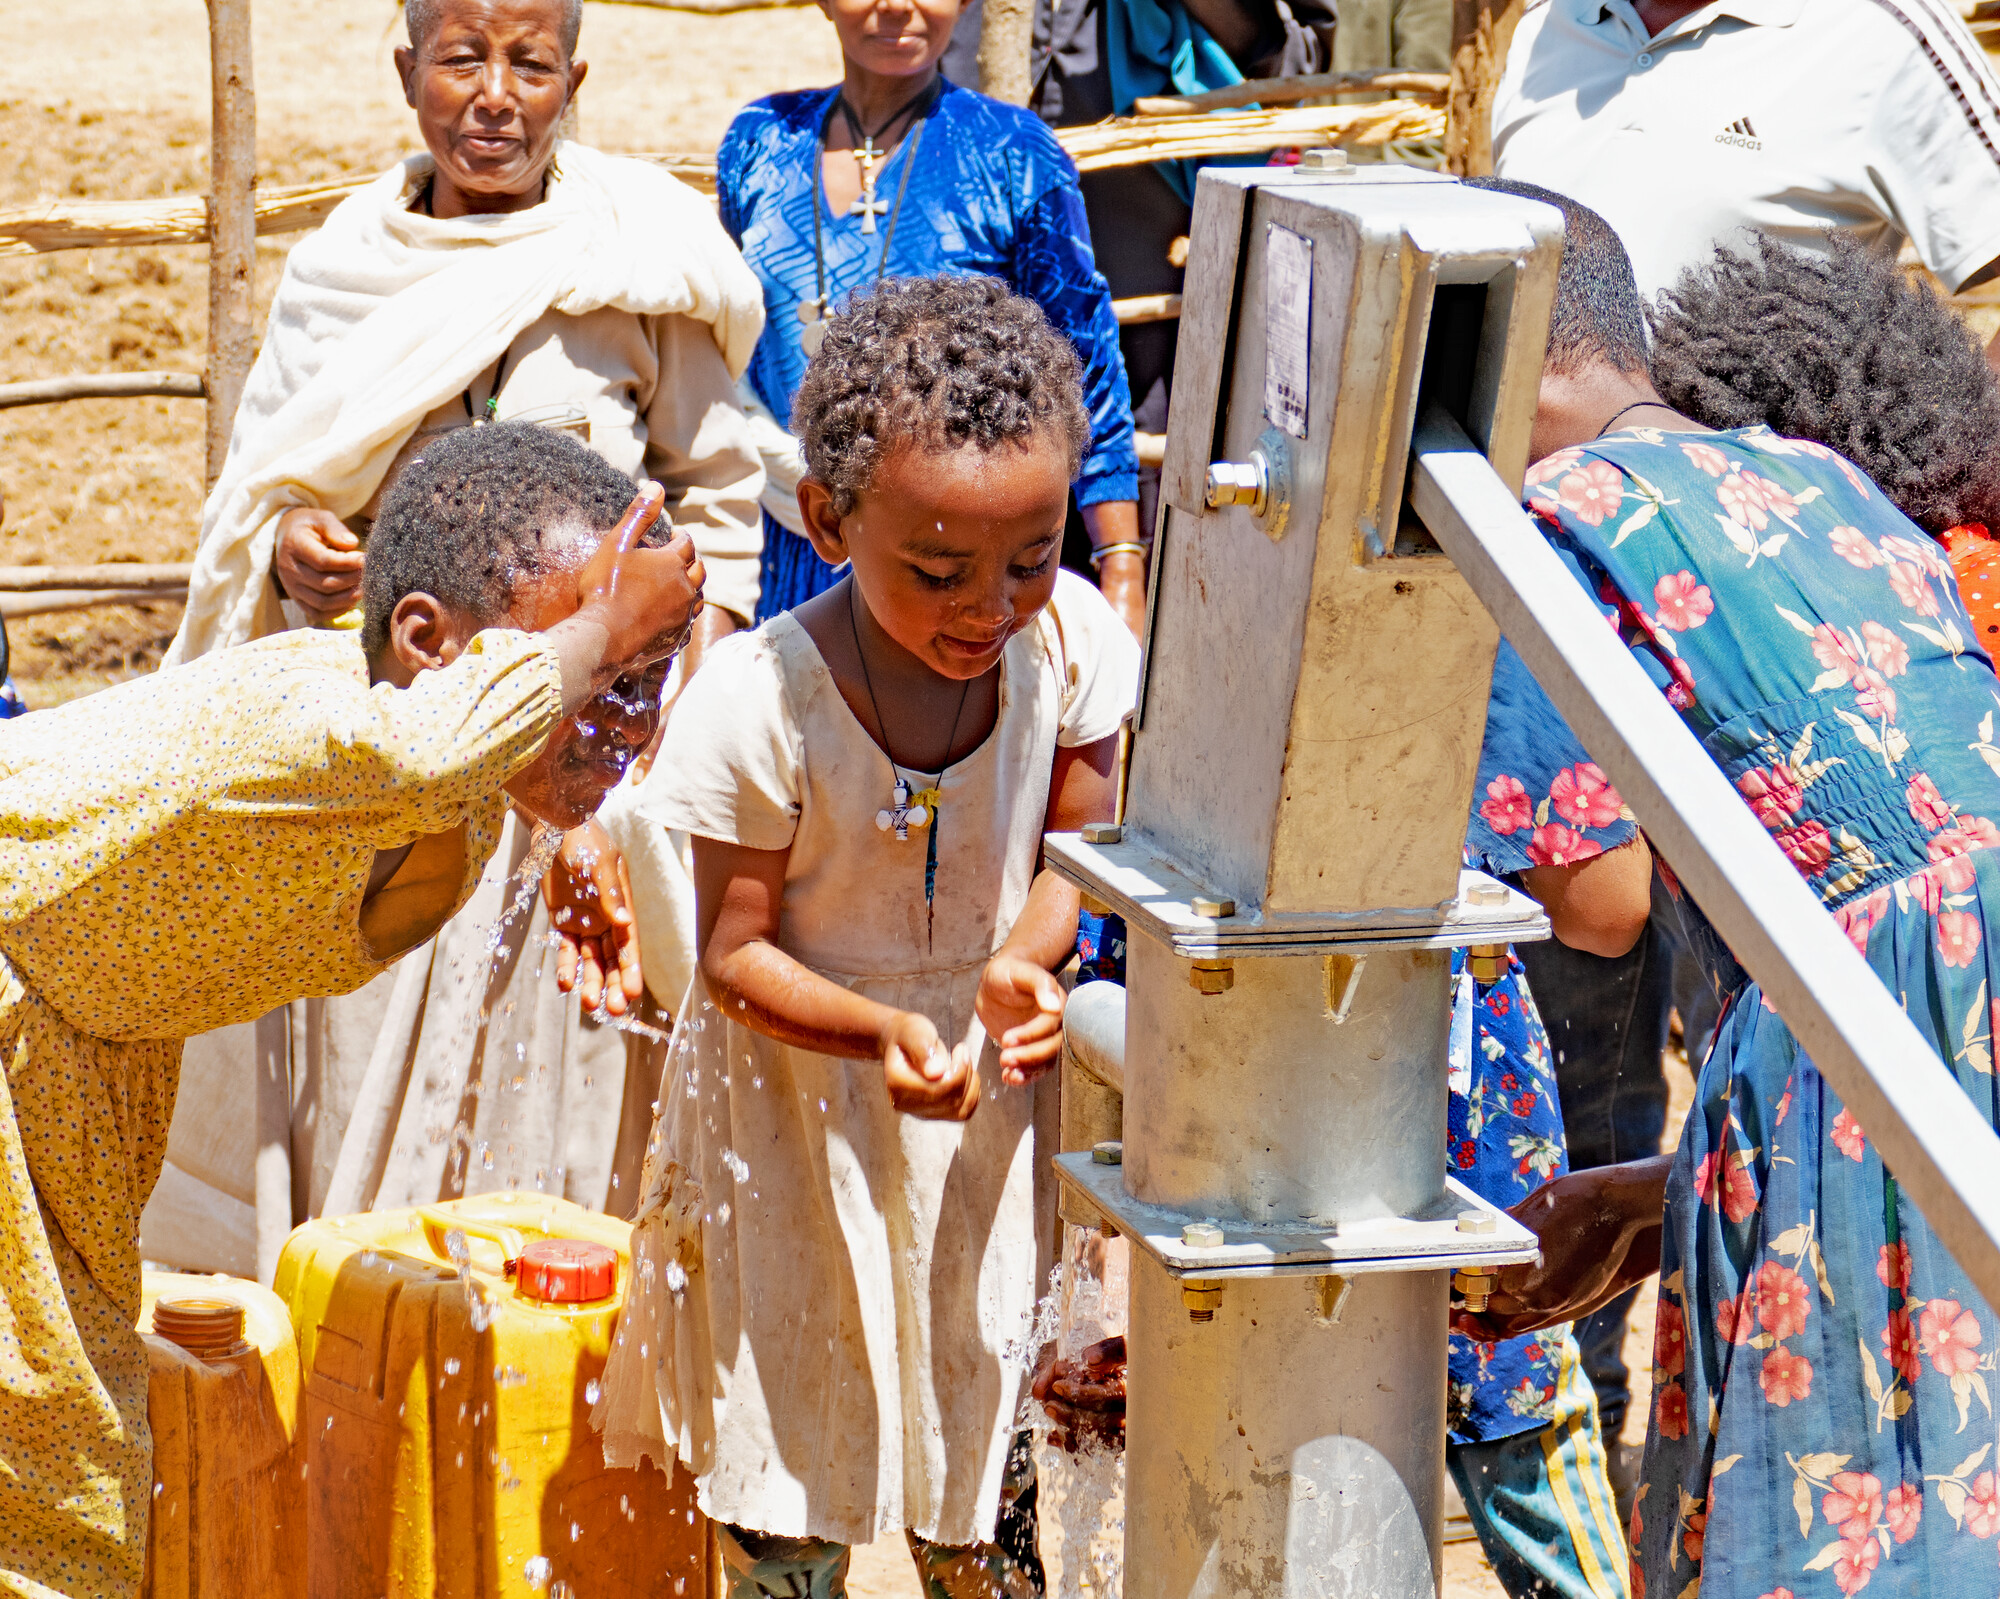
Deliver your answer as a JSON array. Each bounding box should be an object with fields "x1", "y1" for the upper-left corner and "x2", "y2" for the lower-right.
[{"x1": 1715, "y1": 116, "x2": 1762, "y2": 151}]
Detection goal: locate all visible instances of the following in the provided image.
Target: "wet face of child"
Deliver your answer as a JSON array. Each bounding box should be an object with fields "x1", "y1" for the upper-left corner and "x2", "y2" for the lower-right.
[
  {"x1": 815, "y1": 431, "x2": 1071, "y2": 681},
  {"x1": 377, "y1": 519, "x2": 682, "y2": 830}
]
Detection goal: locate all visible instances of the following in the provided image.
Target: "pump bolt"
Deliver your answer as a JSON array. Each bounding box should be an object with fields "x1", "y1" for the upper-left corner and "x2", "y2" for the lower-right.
[
  {"x1": 1081, "y1": 822, "x2": 1123, "y2": 845},
  {"x1": 1467, "y1": 942, "x2": 1507, "y2": 984},
  {"x1": 1456, "y1": 1209, "x2": 1498, "y2": 1234},
  {"x1": 1182, "y1": 1282, "x2": 1224, "y2": 1323},
  {"x1": 1189, "y1": 960, "x2": 1235, "y2": 994},
  {"x1": 1299, "y1": 147, "x2": 1351, "y2": 171},
  {"x1": 1452, "y1": 1268, "x2": 1499, "y2": 1313},
  {"x1": 1181, "y1": 1221, "x2": 1225, "y2": 1249},
  {"x1": 1466, "y1": 881, "x2": 1509, "y2": 907},
  {"x1": 1092, "y1": 1140, "x2": 1124, "y2": 1166},
  {"x1": 1204, "y1": 458, "x2": 1268, "y2": 516},
  {"x1": 1190, "y1": 895, "x2": 1236, "y2": 918}
]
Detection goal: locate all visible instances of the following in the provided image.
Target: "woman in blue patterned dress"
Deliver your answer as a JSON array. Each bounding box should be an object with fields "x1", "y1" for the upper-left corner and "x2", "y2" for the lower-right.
[
  {"x1": 1461, "y1": 181, "x2": 2000, "y2": 1599},
  {"x1": 716, "y1": 0, "x2": 1143, "y2": 633}
]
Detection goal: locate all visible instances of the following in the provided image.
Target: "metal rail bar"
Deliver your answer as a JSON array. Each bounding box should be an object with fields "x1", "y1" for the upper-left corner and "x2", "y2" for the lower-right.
[{"x1": 1411, "y1": 402, "x2": 2000, "y2": 1309}]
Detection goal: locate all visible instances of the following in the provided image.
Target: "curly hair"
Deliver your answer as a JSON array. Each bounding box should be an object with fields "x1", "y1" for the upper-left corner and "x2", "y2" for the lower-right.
[
  {"x1": 361, "y1": 420, "x2": 647, "y2": 657},
  {"x1": 1466, "y1": 176, "x2": 1651, "y2": 377},
  {"x1": 1650, "y1": 234, "x2": 2000, "y2": 535},
  {"x1": 792, "y1": 276, "x2": 1090, "y2": 517}
]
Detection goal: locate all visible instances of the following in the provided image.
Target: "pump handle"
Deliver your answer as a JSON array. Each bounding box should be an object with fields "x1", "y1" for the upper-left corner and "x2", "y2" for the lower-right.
[{"x1": 419, "y1": 1208, "x2": 527, "y2": 1276}]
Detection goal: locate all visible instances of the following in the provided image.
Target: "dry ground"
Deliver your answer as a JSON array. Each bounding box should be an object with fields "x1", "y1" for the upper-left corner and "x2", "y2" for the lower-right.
[{"x1": 0, "y1": 0, "x2": 841, "y2": 700}]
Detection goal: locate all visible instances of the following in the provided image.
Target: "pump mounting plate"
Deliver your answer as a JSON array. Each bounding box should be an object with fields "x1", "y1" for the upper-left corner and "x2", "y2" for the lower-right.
[
  {"x1": 1045, "y1": 832, "x2": 1549, "y2": 957},
  {"x1": 1054, "y1": 1155, "x2": 1539, "y2": 1278}
]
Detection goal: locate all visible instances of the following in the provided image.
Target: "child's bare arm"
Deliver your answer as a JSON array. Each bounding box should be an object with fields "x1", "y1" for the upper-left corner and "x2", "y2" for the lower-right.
[
  {"x1": 978, "y1": 733, "x2": 1122, "y2": 1083},
  {"x1": 694, "y1": 835, "x2": 979, "y2": 1119}
]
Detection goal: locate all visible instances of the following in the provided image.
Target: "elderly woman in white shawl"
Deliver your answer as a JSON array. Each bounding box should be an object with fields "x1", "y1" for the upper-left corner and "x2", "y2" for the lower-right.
[{"x1": 150, "y1": 0, "x2": 763, "y2": 1278}]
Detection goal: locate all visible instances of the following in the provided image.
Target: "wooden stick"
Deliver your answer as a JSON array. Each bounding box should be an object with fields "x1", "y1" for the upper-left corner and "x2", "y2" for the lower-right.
[
  {"x1": 0, "y1": 564, "x2": 194, "y2": 592},
  {"x1": 0, "y1": 180, "x2": 359, "y2": 258},
  {"x1": 1114, "y1": 293, "x2": 1182, "y2": 325},
  {"x1": 0, "y1": 107, "x2": 1436, "y2": 258},
  {"x1": 0, "y1": 372, "x2": 204, "y2": 410},
  {"x1": 978, "y1": 0, "x2": 1037, "y2": 105},
  {"x1": 205, "y1": 0, "x2": 258, "y2": 490},
  {"x1": 1446, "y1": 0, "x2": 1525, "y2": 176},
  {"x1": 1132, "y1": 69, "x2": 1450, "y2": 117},
  {"x1": 0, "y1": 588, "x2": 188, "y2": 620}
]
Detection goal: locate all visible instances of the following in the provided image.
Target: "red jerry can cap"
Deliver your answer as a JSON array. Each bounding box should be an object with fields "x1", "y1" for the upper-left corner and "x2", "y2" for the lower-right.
[{"x1": 516, "y1": 1238, "x2": 618, "y2": 1304}]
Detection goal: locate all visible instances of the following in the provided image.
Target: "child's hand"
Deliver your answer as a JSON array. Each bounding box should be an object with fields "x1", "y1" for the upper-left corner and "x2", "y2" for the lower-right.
[
  {"x1": 880, "y1": 1010, "x2": 980, "y2": 1121},
  {"x1": 574, "y1": 483, "x2": 708, "y2": 679},
  {"x1": 976, "y1": 954, "x2": 1066, "y2": 1085},
  {"x1": 1032, "y1": 1335, "x2": 1127, "y2": 1453},
  {"x1": 544, "y1": 819, "x2": 644, "y2": 1017}
]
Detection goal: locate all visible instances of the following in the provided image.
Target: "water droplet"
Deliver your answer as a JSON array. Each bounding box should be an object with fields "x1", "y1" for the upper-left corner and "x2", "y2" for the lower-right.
[
  {"x1": 585, "y1": 1378, "x2": 602, "y2": 1405},
  {"x1": 524, "y1": 1554, "x2": 553, "y2": 1590}
]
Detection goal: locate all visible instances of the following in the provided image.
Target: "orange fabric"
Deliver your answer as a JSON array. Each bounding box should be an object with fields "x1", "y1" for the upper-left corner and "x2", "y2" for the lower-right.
[{"x1": 1944, "y1": 523, "x2": 2000, "y2": 668}]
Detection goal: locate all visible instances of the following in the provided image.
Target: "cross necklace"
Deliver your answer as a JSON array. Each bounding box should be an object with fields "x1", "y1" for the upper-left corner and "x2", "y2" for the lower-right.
[
  {"x1": 849, "y1": 580, "x2": 973, "y2": 940},
  {"x1": 797, "y1": 79, "x2": 941, "y2": 355}
]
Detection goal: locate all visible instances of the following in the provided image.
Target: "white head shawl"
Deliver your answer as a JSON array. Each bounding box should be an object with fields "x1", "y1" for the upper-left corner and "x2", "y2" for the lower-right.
[{"x1": 167, "y1": 143, "x2": 765, "y2": 664}]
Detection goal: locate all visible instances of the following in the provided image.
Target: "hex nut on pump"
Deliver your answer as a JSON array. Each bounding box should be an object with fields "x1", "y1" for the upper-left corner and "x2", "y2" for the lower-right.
[
  {"x1": 1182, "y1": 1283, "x2": 1224, "y2": 1323},
  {"x1": 1190, "y1": 960, "x2": 1235, "y2": 994}
]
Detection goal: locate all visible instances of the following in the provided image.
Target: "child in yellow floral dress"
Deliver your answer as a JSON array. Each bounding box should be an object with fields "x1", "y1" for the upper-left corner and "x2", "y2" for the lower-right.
[{"x1": 0, "y1": 423, "x2": 700, "y2": 1598}]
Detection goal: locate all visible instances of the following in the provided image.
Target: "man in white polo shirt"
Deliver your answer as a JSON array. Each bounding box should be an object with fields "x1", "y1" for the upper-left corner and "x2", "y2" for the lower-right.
[{"x1": 1493, "y1": 0, "x2": 2000, "y2": 318}]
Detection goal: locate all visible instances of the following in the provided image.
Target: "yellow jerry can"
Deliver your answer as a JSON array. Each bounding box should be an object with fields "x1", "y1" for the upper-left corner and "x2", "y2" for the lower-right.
[
  {"x1": 140, "y1": 1269, "x2": 307, "y2": 1599},
  {"x1": 274, "y1": 1191, "x2": 706, "y2": 1599}
]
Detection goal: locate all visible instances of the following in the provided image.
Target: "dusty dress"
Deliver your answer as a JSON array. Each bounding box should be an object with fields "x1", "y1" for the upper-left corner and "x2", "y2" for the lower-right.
[
  {"x1": 0, "y1": 628, "x2": 562, "y2": 1598},
  {"x1": 596, "y1": 570, "x2": 1140, "y2": 1547},
  {"x1": 149, "y1": 143, "x2": 766, "y2": 1278},
  {"x1": 1512, "y1": 426, "x2": 2000, "y2": 1598}
]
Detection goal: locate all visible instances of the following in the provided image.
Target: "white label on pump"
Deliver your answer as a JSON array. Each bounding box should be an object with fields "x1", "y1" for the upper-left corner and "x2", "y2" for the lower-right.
[{"x1": 1263, "y1": 223, "x2": 1313, "y2": 438}]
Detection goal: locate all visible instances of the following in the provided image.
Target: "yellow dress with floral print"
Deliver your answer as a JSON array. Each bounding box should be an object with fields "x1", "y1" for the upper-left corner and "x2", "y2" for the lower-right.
[{"x1": 0, "y1": 627, "x2": 563, "y2": 1599}]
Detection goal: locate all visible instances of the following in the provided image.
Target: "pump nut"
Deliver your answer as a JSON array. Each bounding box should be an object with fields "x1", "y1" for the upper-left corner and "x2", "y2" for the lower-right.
[
  {"x1": 1467, "y1": 943, "x2": 1507, "y2": 984},
  {"x1": 1189, "y1": 960, "x2": 1235, "y2": 994},
  {"x1": 1182, "y1": 1283, "x2": 1224, "y2": 1323},
  {"x1": 1190, "y1": 895, "x2": 1236, "y2": 919},
  {"x1": 1092, "y1": 1140, "x2": 1124, "y2": 1166},
  {"x1": 1452, "y1": 1268, "x2": 1499, "y2": 1314},
  {"x1": 1080, "y1": 822, "x2": 1123, "y2": 845},
  {"x1": 1181, "y1": 1221, "x2": 1225, "y2": 1249},
  {"x1": 1299, "y1": 147, "x2": 1351, "y2": 171},
  {"x1": 1466, "y1": 881, "x2": 1509, "y2": 907},
  {"x1": 1456, "y1": 1209, "x2": 1498, "y2": 1234},
  {"x1": 1204, "y1": 458, "x2": 1267, "y2": 516}
]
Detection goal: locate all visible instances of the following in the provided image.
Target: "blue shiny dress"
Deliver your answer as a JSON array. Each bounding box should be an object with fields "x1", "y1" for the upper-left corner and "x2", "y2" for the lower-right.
[
  {"x1": 1511, "y1": 425, "x2": 2000, "y2": 1599},
  {"x1": 716, "y1": 81, "x2": 1139, "y2": 621}
]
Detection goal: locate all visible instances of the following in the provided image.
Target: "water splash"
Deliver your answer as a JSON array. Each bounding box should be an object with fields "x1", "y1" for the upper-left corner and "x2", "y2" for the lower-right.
[
  {"x1": 439, "y1": 1226, "x2": 498, "y2": 1334},
  {"x1": 488, "y1": 823, "x2": 565, "y2": 961},
  {"x1": 1029, "y1": 1224, "x2": 1130, "y2": 1599}
]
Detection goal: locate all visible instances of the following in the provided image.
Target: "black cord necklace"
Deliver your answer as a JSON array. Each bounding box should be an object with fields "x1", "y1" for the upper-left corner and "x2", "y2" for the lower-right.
[
  {"x1": 848, "y1": 579, "x2": 972, "y2": 942},
  {"x1": 797, "y1": 78, "x2": 941, "y2": 356},
  {"x1": 1597, "y1": 399, "x2": 1673, "y2": 437}
]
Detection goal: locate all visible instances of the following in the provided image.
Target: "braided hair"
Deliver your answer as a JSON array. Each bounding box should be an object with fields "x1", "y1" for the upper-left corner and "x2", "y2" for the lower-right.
[{"x1": 1649, "y1": 234, "x2": 2000, "y2": 536}]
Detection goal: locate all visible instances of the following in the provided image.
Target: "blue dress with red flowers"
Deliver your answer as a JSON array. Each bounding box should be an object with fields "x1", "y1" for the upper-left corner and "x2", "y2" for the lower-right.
[
  {"x1": 1511, "y1": 425, "x2": 2000, "y2": 1599},
  {"x1": 1452, "y1": 639, "x2": 1640, "y2": 1444}
]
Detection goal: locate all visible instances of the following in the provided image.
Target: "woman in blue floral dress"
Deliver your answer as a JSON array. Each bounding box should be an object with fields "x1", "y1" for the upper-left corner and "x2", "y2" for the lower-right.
[{"x1": 1460, "y1": 180, "x2": 2000, "y2": 1599}]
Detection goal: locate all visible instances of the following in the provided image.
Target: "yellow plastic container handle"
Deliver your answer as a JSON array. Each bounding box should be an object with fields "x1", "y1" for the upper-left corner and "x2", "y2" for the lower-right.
[{"x1": 419, "y1": 1208, "x2": 527, "y2": 1277}]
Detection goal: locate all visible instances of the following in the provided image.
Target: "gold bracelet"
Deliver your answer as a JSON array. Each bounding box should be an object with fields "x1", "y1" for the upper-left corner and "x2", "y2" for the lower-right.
[{"x1": 1087, "y1": 540, "x2": 1151, "y2": 570}]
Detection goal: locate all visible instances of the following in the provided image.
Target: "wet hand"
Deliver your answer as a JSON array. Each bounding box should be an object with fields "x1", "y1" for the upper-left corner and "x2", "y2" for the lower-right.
[
  {"x1": 976, "y1": 954, "x2": 1065, "y2": 1084},
  {"x1": 574, "y1": 483, "x2": 707, "y2": 680},
  {"x1": 1095, "y1": 552, "x2": 1148, "y2": 639},
  {"x1": 544, "y1": 819, "x2": 644, "y2": 1017},
  {"x1": 1032, "y1": 1335, "x2": 1126, "y2": 1453},
  {"x1": 880, "y1": 1009, "x2": 980, "y2": 1121},
  {"x1": 275, "y1": 507, "x2": 366, "y2": 620},
  {"x1": 1450, "y1": 1161, "x2": 1667, "y2": 1342}
]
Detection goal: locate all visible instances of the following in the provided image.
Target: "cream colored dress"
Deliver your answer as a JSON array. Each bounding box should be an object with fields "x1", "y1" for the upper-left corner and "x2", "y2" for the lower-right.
[{"x1": 596, "y1": 571, "x2": 1139, "y2": 1548}]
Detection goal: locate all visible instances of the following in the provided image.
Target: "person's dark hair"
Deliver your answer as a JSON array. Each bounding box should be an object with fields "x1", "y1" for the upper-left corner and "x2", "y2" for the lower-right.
[
  {"x1": 361, "y1": 421, "x2": 641, "y2": 657},
  {"x1": 793, "y1": 275, "x2": 1090, "y2": 517},
  {"x1": 405, "y1": 0, "x2": 582, "y2": 55},
  {"x1": 1649, "y1": 233, "x2": 2000, "y2": 536},
  {"x1": 1466, "y1": 176, "x2": 1651, "y2": 377}
]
